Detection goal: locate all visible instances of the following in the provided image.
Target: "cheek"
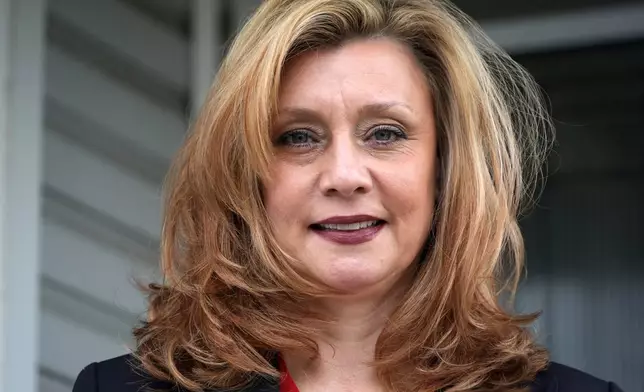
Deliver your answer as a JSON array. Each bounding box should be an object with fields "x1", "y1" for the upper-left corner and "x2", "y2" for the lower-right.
[
  {"x1": 380, "y1": 156, "x2": 437, "y2": 231},
  {"x1": 392, "y1": 174, "x2": 435, "y2": 265},
  {"x1": 263, "y1": 164, "x2": 309, "y2": 228},
  {"x1": 398, "y1": 177, "x2": 435, "y2": 227}
]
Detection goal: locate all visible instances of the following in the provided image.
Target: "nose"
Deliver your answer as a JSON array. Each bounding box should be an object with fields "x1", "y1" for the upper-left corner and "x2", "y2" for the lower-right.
[{"x1": 318, "y1": 136, "x2": 373, "y2": 198}]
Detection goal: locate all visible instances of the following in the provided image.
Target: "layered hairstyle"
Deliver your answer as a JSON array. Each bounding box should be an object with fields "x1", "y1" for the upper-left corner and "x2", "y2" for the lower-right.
[{"x1": 134, "y1": 0, "x2": 553, "y2": 391}]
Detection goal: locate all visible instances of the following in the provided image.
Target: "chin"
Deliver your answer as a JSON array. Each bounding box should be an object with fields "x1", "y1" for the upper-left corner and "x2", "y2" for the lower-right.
[
  {"x1": 324, "y1": 275, "x2": 381, "y2": 294},
  {"x1": 316, "y1": 262, "x2": 393, "y2": 294}
]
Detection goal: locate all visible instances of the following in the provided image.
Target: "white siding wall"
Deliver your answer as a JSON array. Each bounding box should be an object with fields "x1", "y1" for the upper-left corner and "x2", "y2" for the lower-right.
[{"x1": 39, "y1": 0, "x2": 189, "y2": 390}]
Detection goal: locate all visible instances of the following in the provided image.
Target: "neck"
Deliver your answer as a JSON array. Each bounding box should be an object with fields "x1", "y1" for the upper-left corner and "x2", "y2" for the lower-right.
[{"x1": 282, "y1": 278, "x2": 411, "y2": 391}]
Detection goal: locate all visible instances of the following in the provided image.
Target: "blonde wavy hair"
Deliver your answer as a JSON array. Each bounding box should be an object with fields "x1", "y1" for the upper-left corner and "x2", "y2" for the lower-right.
[{"x1": 134, "y1": 0, "x2": 553, "y2": 391}]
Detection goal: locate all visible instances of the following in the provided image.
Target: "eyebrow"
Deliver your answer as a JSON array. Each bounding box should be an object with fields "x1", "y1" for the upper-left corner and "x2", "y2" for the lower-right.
[
  {"x1": 277, "y1": 101, "x2": 414, "y2": 122},
  {"x1": 276, "y1": 107, "x2": 325, "y2": 123},
  {"x1": 357, "y1": 102, "x2": 414, "y2": 117}
]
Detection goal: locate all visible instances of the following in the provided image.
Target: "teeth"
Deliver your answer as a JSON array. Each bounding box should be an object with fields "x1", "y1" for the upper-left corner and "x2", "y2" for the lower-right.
[{"x1": 318, "y1": 220, "x2": 379, "y2": 231}]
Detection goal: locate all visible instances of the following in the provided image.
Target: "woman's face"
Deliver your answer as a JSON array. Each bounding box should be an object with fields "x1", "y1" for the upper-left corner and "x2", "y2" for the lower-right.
[{"x1": 264, "y1": 38, "x2": 437, "y2": 295}]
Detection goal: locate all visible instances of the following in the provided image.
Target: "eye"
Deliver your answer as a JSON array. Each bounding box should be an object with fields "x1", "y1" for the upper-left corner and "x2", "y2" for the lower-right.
[
  {"x1": 276, "y1": 129, "x2": 318, "y2": 148},
  {"x1": 366, "y1": 125, "x2": 407, "y2": 145}
]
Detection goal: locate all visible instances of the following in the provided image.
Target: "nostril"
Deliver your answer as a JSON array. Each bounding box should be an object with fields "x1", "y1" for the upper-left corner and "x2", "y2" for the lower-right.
[
  {"x1": 319, "y1": 167, "x2": 373, "y2": 197},
  {"x1": 323, "y1": 185, "x2": 366, "y2": 197},
  {"x1": 324, "y1": 187, "x2": 339, "y2": 196}
]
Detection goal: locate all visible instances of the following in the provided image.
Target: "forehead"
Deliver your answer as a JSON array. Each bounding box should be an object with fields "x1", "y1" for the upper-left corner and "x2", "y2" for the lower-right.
[{"x1": 278, "y1": 38, "x2": 431, "y2": 110}]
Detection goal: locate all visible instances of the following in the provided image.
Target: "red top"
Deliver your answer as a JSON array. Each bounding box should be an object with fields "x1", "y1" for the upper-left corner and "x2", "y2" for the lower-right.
[{"x1": 278, "y1": 355, "x2": 300, "y2": 392}]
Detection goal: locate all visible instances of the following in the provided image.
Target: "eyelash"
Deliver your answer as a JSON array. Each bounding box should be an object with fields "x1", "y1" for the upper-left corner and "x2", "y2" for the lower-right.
[
  {"x1": 366, "y1": 125, "x2": 408, "y2": 145},
  {"x1": 275, "y1": 129, "x2": 319, "y2": 148},
  {"x1": 276, "y1": 125, "x2": 407, "y2": 148}
]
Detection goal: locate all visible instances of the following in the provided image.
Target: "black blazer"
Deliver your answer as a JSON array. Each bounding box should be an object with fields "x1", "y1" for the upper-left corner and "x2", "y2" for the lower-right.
[{"x1": 72, "y1": 354, "x2": 624, "y2": 392}]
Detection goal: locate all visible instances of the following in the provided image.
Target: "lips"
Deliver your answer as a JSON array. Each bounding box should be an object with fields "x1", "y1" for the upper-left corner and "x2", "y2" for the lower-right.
[
  {"x1": 315, "y1": 220, "x2": 380, "y2": 231},
  {"x1": 310, "y1": 215, "x2": 386, "y2": 245}
]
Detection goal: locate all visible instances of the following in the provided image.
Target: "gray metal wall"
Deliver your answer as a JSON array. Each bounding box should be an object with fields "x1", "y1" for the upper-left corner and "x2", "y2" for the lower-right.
[{"x1": 517, "y1": 41, "x2": 644, "y2": 392}]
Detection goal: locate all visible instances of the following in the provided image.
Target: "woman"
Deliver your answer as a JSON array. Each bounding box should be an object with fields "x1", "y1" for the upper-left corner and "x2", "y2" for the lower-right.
[{"x1": 73, "y1": 0, "x2": 622, "y2": 391}]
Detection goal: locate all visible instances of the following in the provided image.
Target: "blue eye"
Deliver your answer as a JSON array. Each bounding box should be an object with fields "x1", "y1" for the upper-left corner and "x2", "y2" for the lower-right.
[
  {"x1": 276, "y1": 129, "x2": 317, "y2": 147},
  {"x1": 367, "y1": 126, "x2": 407, "y2": 144}
]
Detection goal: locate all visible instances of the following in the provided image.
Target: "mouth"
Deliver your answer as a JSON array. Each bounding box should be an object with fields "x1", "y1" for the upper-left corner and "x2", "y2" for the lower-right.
[
  {"x1": 309, "y1": 215, "x2": 386, "y2": 245},
  {"x1": 310, "y1": 220, "x2": 385, "y2": 231}
]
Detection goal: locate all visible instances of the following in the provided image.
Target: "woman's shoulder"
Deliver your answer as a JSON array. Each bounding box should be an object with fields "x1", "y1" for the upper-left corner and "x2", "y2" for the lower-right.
[
  {"x1": 532, "y1": 362, "x2": 624, "y2": 392},
  {"x1": 73, "y1": 354, "x2": 623, "y2": 392},
  {"x1": 71, "y1": 353, "x2": 276, "y2": 392},
  {"x1": 72, "y1": 354, "x2": 177, "y2": 392}
]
